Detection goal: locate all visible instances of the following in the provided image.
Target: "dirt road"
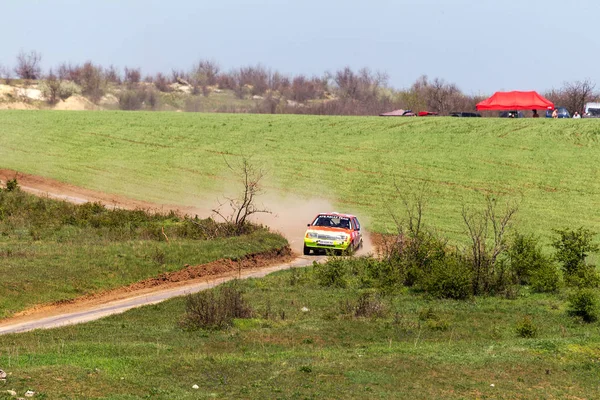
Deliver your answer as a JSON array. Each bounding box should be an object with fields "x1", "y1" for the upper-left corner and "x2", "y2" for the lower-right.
[
  {"x1": 0, "y1": 169, "x2": 362, "y2": 334},
  {"x1": 0, "y1": 255, "x2": 323, "y2": 335}
]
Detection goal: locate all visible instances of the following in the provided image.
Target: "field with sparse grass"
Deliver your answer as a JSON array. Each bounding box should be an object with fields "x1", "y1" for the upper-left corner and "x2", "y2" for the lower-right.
[{"x1": 1, "y1": 266, "x2": 599, "y2": 399}]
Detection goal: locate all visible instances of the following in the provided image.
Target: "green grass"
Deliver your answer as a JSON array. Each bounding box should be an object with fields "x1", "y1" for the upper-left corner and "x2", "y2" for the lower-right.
[
  {"x1": 1, "y1": 111, "x2": 599, "y2": 244},
  {"x1": 1, "y1": 267, "x2": 598, "y2": 399},
  {"x1": 0, "y1": 190, "x2": 288, "y2": 318}
]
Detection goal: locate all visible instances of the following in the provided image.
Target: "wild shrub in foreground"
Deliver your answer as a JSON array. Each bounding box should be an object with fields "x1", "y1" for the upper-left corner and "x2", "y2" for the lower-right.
[
  {"x1": 567, "y1": 289, "x2": 599, "y2": 323},
  {"x1": 339, "y1": 291, "x2": 388, "y2": 318},
  {"x1": 552, "y1": 227, "x2": 599, "y2": 287},
  {"x1": 508, "y1": 233, "x2": 553, "y2": 285},
  {"x1": 315, "y1": 257, "x2": 348, "y2": 288},
  {"x1": 181, "y1": 283, "x2": 253, "y2": 330},
  {"x1": 529, "y1": 262, "x2": 562, "y2": 293},
  {"x1": 515, "y1": 316, "x2": 538, "y2": 338},
  {"x1": 421, "y1": 254, "x2": 472, "y2": 299}
]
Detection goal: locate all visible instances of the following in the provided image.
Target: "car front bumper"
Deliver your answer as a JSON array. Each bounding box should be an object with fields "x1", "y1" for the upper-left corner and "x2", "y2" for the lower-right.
[{"x1": 304, "y1": 238, "x2": 351, "y2": 251}]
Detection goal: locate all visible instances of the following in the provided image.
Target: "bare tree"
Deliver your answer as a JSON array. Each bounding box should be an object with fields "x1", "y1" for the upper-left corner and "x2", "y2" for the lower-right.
[
  {"x1": 79, "y1": 61, "x2": 105, "y2": 102},
  {"x1": 14, "y1": 50, "x2": 42, "y2": 80},
  {"x1": 124, "y1": 67, "x2": 141, "y2": 87},
  {"x1": 212, "y1": 157, "x2": 271, "y2": 233},
  {"x1": 191, "y1": 59, "x2": 220, "y2": 89},
  {"x1": 41, "y1": 69, "x2": 62, "y2": 104},
  {"x1": 105, "y1": 65, "x2": 122, "y2": 84},
  {"x1": 0, "y1": 63, "x2": 11, "y2": 84},
  {"x1": 462, "y1": 196, "x2": 518, "y2": 295},
  {"x1": 563, "y1": 79, "x2": 596, "y2": 114}
]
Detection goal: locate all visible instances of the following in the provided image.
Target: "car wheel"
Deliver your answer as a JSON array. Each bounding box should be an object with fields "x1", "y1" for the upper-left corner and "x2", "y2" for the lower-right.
[{"x1": 303, "y1": 245, "x2": 310, "y2": 256}]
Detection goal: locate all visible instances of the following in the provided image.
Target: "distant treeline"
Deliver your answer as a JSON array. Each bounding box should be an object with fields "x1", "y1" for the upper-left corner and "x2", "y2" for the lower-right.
[{"x1": 1, "y1": 50, "x2": 597, "y2": 116}]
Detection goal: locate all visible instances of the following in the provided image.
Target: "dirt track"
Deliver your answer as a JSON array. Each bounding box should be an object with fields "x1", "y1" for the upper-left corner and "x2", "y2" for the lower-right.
[{"x1": 0, "y1": 169, "x2": 350, "y2": 334}]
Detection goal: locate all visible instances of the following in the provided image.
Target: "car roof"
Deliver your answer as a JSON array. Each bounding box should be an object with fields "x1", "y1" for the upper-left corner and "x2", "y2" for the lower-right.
[{"x1": 315, "y1": 212, "x2": 356, "y2": 219}]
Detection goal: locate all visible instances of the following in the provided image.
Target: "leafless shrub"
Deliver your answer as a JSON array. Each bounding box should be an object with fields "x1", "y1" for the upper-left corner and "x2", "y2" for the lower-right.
[
  {"x1": 334, "y1": 66, "x2": 388, "y2": 102},
  {"x1": 79, "y1": 62, "x2": 105, "y2": 102},
  {"x1": 0, "y1": 64, "x2": 12, "y2": 84},
  {"x1": 462, "y1": 196, "x2": 518, "y2": 295},
  {"x1": 104, "y1": 65, "x2": 122, "y2": 84},
  {"x1": 216, "y1": 73, "x2": 236, "y2": 90},
  {"x1": 191, "y1": 59, "x2": 220, "y2": 87},
  {"x1": 118, "y1": 87, "x2": 158, "y2": 110},
  {"x1": 212, "y1": 157, "x2": 271, "y2": 234},
  {"x1": 402, "y1": 75, "x2": 468, "y2": 114},
  {"x1": 561, "y1": 79, "x2": 595, "y2": 114},
  {"x1": 57, "y1": 62, "x2": 80, "y2": 82},
  {"x1": 180, "y1": 283, "x2": 253, "y2": 330},
  {"x1": 154, "y1": 72, "x2": 172, "y2": 92},
  {"x1": 124, "y1": 67, "x2": 141, "y2": 88},
  {"x1": 14, "y1": 50, "x2": 42, "y2": 80},
  {"x1": 291, "y1": 75, "x2": 318, "y2": 102},
  {"x1": 340, "y1": 292, "x2": 388, "y2": 318},
  {"x1": 40, "y1": 69, "x2": 62, "y2": 104}
]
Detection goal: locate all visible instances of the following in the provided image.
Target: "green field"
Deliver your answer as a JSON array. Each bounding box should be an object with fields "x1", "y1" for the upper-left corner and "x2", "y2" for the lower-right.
[
  {"x1": 1, "y1": 267, "x2": 598, "y2": 399},
  {"x1": 1, "y1": 110, "x2": 599, "y2": 243},
  {"x1": 0, "y1": 189, "x2": 288, "y2": 318},
  {"x1": 2, "y1": 111, "x2": 600, "y2": 399}
]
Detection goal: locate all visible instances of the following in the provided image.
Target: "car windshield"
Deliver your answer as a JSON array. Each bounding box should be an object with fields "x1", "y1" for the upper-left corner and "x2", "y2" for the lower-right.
[
  {"x1": 588, "y1": 108, "x2": 600, "y2": 116},
  {"x1": 313, "y1": 215, "x2": 352, "y2": 229}
]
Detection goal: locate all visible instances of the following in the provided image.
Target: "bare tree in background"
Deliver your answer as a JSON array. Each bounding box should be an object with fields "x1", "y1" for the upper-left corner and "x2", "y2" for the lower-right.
[
  {"x1": 212, "y1": 157, "x2": 271, "y2": 234},
  {"x1": 124, "y1": 67, "x2": 141, "y2": 88},
  {"x1": 0, "y1": 63, "x2": 11, "y2": 84},
  {"x1": 334, "y1": 66, "x2": 388, "y2": 102},
  {"x1": 14, "y1": 50, "x2": 42, "y2": 80},
  {"x1": 79, "y1": 62, "x2": 105, "y2": 102},
  {"x1": 105, "y1": 65, "x2": 122, "y2": 84},
  {"x1": 42, "y1": 69, "x2": 62, "y2": 104},
  {"x1": 563, "y1": 79, "x2": 596, "y2": 114}
]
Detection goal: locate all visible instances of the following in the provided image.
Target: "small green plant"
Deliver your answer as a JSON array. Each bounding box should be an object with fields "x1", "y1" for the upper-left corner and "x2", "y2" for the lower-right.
[
  {"x1": 339, "y1": 292, "x2": 388, "y2": 318},
  {"x1": 5, "y1": 178, "x2": 19, "y2": 192},
  {"x1": 418, "y1": 306, "x2": 439, "y2": 321},
  {"x1": 315, "y1": 257, "x2": 348, "y2": 288},
  {"x1": 567, "y1": 289, "x2": 599, "y2": 323},
  {"x1": 515, "y1": 316, "x2": 538, "y2": 338}
]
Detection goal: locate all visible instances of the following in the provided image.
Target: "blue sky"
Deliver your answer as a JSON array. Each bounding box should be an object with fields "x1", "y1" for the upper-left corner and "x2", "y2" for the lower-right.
[{"x1": 1, "y1": 0, "x2": 598, "y2": 94}]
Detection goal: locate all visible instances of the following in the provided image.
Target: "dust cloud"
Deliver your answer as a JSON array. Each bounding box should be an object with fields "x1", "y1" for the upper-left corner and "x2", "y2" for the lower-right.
[{"x1": 247, "y1": 194, "x2": 375, "y2": 256}]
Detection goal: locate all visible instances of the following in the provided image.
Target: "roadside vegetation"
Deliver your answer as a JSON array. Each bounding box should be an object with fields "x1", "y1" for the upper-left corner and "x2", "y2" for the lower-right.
[
  {"x1": 1, "y1": 51, "x2": 598, "y2": 115},
  {"x1": 1, "y1": 249, "x2": 599, "y2": 398},
  {"x1": 0, "y1": 181, "x2": 288, "y2": 318}
]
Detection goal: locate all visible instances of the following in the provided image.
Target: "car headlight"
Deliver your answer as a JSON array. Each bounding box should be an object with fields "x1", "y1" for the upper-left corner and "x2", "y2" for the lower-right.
[
  {"x1": 307, "y1": 232, "x2": 318, "y2": 239},
  {"x1": 337, "y1": 234, "x2": 349, "y2": 241}
]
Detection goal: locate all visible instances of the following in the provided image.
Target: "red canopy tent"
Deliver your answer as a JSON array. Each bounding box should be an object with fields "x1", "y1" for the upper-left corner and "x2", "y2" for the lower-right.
[{"x1": 476, "y1": 91, "x2": 554, "y2": 111}]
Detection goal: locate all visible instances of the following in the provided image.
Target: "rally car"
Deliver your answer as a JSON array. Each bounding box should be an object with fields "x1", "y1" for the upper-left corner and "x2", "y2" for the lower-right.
[{"x1": 303, "y1": 212, "x2": 363, "y2": 255}]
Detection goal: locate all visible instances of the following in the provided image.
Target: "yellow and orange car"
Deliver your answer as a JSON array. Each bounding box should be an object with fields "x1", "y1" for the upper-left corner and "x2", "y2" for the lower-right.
[{"x1": 303, "y1": 212, "x2": 363, "y2": 255}]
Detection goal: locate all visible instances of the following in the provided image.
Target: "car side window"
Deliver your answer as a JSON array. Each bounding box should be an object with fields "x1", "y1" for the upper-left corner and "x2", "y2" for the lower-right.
[{"x1": 353, "y1": 218, "x2": 360, "y2": 231}]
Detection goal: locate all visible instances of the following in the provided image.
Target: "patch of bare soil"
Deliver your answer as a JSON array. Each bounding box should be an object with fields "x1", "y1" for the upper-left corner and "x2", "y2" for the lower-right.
[
  {"x1": 0, "y1": 102, "x2": 36, "y2": 110},
  {"x1": 53, "y1": 95, "x2": 99, "y2": 111}
]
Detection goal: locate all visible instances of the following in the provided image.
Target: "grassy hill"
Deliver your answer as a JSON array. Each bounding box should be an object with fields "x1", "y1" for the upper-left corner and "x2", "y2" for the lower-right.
[
  {"x1": 1, "y1": 110, "x2": 599, "y2": 243},
  {"x1": 1, "y1": 111, "x2": 600, "y2": 399}
]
